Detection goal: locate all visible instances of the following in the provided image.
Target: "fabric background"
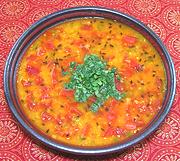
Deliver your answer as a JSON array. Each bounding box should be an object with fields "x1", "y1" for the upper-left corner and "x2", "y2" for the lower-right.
[{"x1": 0, "y1": 0, "x2": 179, "y2": 160}]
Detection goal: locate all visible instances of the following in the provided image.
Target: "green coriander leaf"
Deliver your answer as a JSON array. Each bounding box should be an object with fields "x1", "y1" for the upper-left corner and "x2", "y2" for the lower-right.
[{"x1": 65, "y1": 54, "x2": 124, "y2": 112}]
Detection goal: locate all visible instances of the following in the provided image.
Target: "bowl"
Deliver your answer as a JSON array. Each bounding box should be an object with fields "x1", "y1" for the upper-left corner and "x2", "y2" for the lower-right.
[{"x1": 4, "y1": 7, "x2": 176, "y2": 155}]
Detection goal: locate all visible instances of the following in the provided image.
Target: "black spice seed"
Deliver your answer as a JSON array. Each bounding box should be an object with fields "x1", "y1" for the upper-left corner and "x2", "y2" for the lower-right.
[
  {"x1": 120, "y1": 32, "x2": 123, "y2": 35},
  {"x1": 139, "y1": 59, "x2": 142, "y2": 62},
  {"x1": 148, "y1": 56, "x2": 153, "y2": 60},
  {"x1": 104, "y1": 43, "x2": 107, "y2": 47},
  {"x1": 156, "y1": 64, "x2": 159, "y2": 67},
  {"x1": 57, "y1": 44, "x2": 62, "y2": 48},
  {"x1": 98, "y1": 43, "x2": 101, "y2": 45},
  {"x1": 45, "y1": 56, "x2": 48, "y2": 59},
  {"x1": 60, "y1": 105, "x2": 64, "y2": 108},
  {"x1": 101, "y1": 128, "x2": 105, "y2": 131},
  {"x1": 119, "y1": 24, "x2": 122, "y2": 28},
  {"x1": 96, "y1": 122, "x2": 99, "y2": 126},
  {"x1": 105, "y1": 107, "x2": 109, "y2": 112},
  {"x1": 153, "y1": 54, "x2": 156, "y2": 58},
  {"x1": 130, "y1": 80, "x2": 133, "y2": 84},
  {"x1": 43, "y1": 61, "x2": 48, "y2": 64},
  {"x1": 42, "y1": 123, "x2": 45, "y2": 126},
  {"x1": 46, "y1": 129, "x2": 50, "y2": 133},
  {"x1": 21, "y1": 99, "x2": 24, "y2": 103},
  {"x1": 25, "y1": 90, "x2": 29, "y2": 93},
  {"x1": 109, "y1": 30, "x2": 112, "y2": 34},
  {"x1": 144, "y1": 51, "x2": 148, "y2": 55},
  {"x1": 81, "y1": 137, "x2": 86, "y2": 140},
  {"x1": 129, "y1": 45, "x2": 135, "y2": 48},
  {"x1": 110, "y1": 44, "x2": 114, "y2": 47},
  {"x1": 66, "y1": 133, "x2": 70, "y2": 138},
  {"x1": 107, "y1": 38, "x2": 111, "y2": 41},
  {"x1": 100, "y1": 21, "x2": 104, "y2": 23}
]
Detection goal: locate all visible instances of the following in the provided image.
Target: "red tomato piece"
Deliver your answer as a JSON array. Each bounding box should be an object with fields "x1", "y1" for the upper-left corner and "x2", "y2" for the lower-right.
[
  {"x1": 65, "y1": 113, "x2": 73, "y2": 122},
  {"x1": 61, "y1": 57, "x2": 75, "y2": 68},
  {"x1": 88, "y1": 96, "x2": 96, "y2": 103},
  {"x1": 71, "y1": 107, "x2": 82, "y2": 116},
  {"x1": 55, "y1": 116, "x2": 63, "y2": 125},
  {"x1": 120, "y1": 68, "x2": 134, "y2": 78},
  {"x1": 26, "y1": 55, "x2": 38, "y2": 61},
  {"x1": 81, "y1": 24, "x2": 93, "y2": 30},
  {"x1": 36, "y1": 48, "x2": 46, "y2": 56},
  {"x1": 122, "y1": 35, "x2": 137, "y2": 45},
  {"x1": 81, "y1": 45, "x2": 90, "y2": 55},
  {"x1": 156, "y1": 77, "x2": 163, "y2": 89},
  {"x1": 81, "y1": 124, "x2": 91, "y2": 137},
  {"x1": 142, "y1": 44, "x2": 149, "y2": 50},
  {"x1": 106, "y1": 55, "x2": 115, "y2": 61},
  {"x1": 72, "y1": 39, "x2": 84, "y2": 46},
  {"x1": 41, "y1": 111, "x2": 53, "y2": 121},
  {"x1": 129, "y1": 59, "x2": 139, "y2": 68},
  {"x1": 26, "y1": 64, "x2": 40, "y2": 75},
  {"x1": 125, "y1": 123, "x2": 137, "y2": 130},
  {"x1": 64, "y1": 47, "x2": 72, "y2": 53},
  {"x1": 59, "y1": 89, "x2": 74, "y2": 97},
  {"x1": 115, "y1": 127, "x2": 124, "y2": 135},
  {"x1": 35, "y1": 76, "x2": 43, "y2": 85},
  {"x1": 40, "y1": 86, "x2": 51, "y2": 100},
  {"x1": 40, "y1": 100, "x2": 52, "y2": 108},
  {"x1": 51, "y1": 66, "x2": 59, "y2": 85},
  {"x1": 107, "y1": 112, "x2": 117, "y2": 122},
  {"x1": 136, "y1": 120, "x2": 145, "y2": 127},
  {"x1": 26, "y1": 92, "x2": 36, "y2": 110},
  {"x1": 21, "y1": 80, "x2": 31, "y2": 87},
  {"x1": 110, "y1": 98, "x2": 119, "y2": 108},
  {"x1": 45, "y1": 41, "x2": 55, "y2": 50},
  {"x1": 114, "y1": 75, "x2": 123, "y2": 92},
  {"x1": 103, "y1": 127, "x2": 115, "y2": 137}
]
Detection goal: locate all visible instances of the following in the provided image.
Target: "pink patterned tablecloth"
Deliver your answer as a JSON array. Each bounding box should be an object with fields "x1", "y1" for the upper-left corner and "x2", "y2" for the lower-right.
[{"x1": 0, "y1": 0, "x2": 179, "y2": 160}]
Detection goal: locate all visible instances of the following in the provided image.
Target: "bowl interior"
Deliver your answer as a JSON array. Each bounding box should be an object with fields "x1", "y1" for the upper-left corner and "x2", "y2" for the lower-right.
[{"x1": 4, "y1": 7, "x2": 176, "y2": 155}]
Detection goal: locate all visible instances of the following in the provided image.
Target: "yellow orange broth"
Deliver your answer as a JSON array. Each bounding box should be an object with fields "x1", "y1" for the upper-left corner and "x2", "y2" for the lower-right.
[{"x1": 17, "y1": 18, "x2": 166, "y2": 146}]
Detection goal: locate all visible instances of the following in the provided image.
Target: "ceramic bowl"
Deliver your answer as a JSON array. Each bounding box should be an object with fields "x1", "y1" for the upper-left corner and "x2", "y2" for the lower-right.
[{"x1": 4, "y1": 7, "x2": 176, "y2": 155}]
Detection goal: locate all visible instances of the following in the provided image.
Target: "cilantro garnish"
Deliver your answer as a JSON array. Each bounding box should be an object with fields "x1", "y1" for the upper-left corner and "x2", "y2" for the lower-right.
[{"x1": 65, "y1": 54, "x2": 124, "y2": 112}]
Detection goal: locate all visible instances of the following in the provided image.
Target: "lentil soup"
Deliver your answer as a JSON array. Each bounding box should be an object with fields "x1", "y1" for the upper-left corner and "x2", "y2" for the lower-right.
[{"x1": 17, "y1": 18, "x2": 166, "y2": 146}]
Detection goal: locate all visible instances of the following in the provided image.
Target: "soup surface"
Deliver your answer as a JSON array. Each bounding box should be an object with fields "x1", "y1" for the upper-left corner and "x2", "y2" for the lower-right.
[{"x1": 17, "y1": 18, "x2": 166, "y2": 146}]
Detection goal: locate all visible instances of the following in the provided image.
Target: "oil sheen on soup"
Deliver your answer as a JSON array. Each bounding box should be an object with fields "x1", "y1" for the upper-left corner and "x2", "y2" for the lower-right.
[{"x1": 17, "y1": 18, "x2": 166, "y2": 146}]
